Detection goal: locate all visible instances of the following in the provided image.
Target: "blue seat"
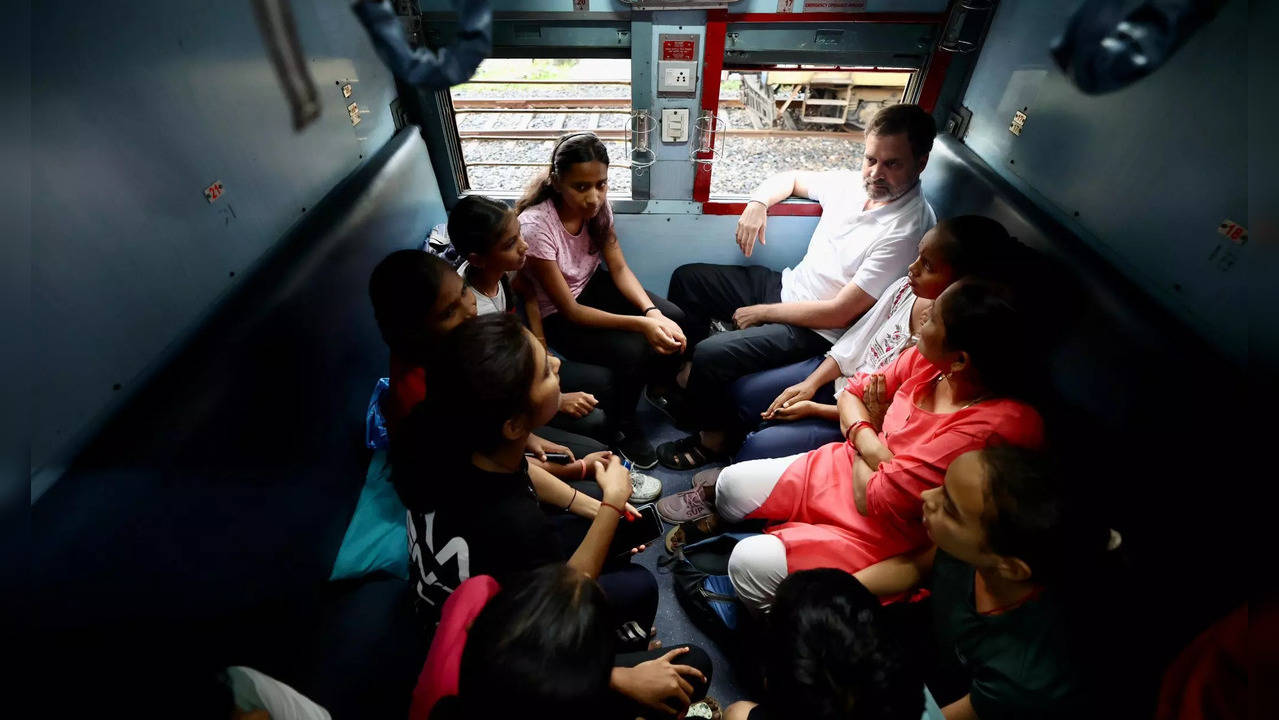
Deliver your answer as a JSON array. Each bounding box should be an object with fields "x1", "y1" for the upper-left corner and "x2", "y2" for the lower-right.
[{"x1": 31, "y1": 126, "x2": 444, "y2": 718}]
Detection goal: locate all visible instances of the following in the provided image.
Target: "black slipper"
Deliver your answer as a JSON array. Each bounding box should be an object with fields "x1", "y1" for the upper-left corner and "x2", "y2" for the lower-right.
[{"x1": 656, "y1": 434, "x2": 727, "y2": 471}]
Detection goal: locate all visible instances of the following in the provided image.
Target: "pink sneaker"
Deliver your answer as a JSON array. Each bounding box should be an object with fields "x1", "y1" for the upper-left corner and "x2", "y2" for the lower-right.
[
  {"x1": 691, "y1": 467, "x2": 723, "y2": 492},
  {"x1": 656, "y1": 485, "x2": 713, "y2": 525}
]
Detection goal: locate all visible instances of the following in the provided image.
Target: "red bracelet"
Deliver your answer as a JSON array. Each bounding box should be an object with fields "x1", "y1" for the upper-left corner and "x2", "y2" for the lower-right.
[
  {"x1": 600, "y1": 501, "x2": 628, "y2": 520},
  {"x1": 578, "y1": 459, "x2": 588, "y2": 480},
  {"x1": 846, "y1": 420, "x2": 873, "y2": 444}
]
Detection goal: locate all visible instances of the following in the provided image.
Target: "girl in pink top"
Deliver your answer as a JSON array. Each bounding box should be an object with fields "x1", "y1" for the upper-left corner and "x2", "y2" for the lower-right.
[
  {"x1": 674, "y1": 279, "x2": 1044, "y2": 613},
  {"x1": 518, "y1": 132, "x2": 689, "y2": 469}
]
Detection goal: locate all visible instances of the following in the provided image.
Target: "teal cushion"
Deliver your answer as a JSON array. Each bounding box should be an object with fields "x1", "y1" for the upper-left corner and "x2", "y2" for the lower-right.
[{"x1": 330, "y1": 450, "x2": 409, "y2": 581}]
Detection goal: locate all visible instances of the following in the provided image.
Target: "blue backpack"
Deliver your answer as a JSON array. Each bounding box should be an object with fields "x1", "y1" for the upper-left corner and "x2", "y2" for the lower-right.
[{"x1": 662, "y1": 532, "x2": 759, "y2": 651}]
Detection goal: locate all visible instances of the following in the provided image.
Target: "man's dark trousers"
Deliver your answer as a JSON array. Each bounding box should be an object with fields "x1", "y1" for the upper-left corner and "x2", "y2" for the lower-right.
[{"x1": 667, "y1": 263, "x2": 832, "y2": 432}]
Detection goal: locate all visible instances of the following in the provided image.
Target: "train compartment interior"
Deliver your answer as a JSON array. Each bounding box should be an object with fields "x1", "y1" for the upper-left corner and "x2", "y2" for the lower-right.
[{"x1": 23, "y1": 0, "x2": 1267, "y2": 718}]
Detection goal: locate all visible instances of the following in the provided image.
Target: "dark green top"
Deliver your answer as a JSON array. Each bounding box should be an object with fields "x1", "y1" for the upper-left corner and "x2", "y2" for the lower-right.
[{"x1": 931, "y1": 550, "x2": 1086, "y2": 719}]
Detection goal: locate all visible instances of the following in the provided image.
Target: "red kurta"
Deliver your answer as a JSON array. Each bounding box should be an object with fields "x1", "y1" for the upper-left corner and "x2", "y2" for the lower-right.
[{"x1": 748, "y1": 347, "x2": 1043, "y2": 575}]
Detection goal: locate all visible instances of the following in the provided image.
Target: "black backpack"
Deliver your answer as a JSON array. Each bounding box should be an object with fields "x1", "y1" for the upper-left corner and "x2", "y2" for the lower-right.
[{"x1": 662, "y1": 532, "x2": 759, "y2": 651}]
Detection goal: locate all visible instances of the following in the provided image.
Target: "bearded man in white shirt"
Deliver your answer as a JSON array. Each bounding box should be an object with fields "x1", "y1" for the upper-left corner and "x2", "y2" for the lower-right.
[{"x1": 655, "y1": 104, "x2": 938, "y2": 470}]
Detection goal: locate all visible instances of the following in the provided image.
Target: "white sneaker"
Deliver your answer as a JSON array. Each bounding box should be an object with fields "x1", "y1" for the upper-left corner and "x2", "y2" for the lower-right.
[{"x1": 622, "y1": 459, "x2": 664, "y2": 504}]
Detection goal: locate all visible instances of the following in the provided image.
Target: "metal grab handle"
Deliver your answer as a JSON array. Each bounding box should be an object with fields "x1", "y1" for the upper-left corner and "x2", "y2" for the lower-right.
[
  {"x1": 690, "y1": 112, "x2": 728, "y2": 167},
  {"x1": 630, "y1": 110, "x2": 656, "y2": 174}
]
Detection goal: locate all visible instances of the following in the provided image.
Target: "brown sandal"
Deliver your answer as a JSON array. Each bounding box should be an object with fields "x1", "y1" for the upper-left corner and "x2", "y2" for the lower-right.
[{"x1": 663, "y1": 514, "x2": 722, "y2": 553}]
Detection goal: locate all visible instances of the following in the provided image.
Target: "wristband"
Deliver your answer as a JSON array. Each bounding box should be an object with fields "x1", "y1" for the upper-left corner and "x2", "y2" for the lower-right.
[
  {"x1": 578, "y1": 458, "x2": 588, "y2": 480},
  {"x1": 642, "y1": 306, "x2": 659, "y2": 316}
]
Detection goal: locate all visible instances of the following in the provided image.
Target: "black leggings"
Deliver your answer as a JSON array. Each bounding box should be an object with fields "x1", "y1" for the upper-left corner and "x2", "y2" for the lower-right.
[
  {"x1": 546, "y1": 492, "x2": 659, "y2": 654},
  {"x1": 542, "y1": 270, "x2": 686, "y2": 430},
  {"x1": 545, "y1": 355, "x2": 614, "y2": 443}
]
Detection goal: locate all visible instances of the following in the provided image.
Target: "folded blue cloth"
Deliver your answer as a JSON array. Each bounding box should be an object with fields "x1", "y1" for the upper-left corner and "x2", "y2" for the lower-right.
[{"x1": 330, "y1": 449, "x2": 408, "y2": 581}]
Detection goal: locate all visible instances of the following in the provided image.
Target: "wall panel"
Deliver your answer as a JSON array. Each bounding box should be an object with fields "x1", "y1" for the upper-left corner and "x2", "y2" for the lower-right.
[{"x1": 32, "y1": 1, "x2": 412, "y2": 494}]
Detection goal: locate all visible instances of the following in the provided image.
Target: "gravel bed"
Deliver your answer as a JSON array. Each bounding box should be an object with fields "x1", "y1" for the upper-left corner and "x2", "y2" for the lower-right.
[
  {"x1": 452, "y1": 83, "x2": 632, "y2": 100},
  {"x1": 459, "y1": 135, "x2": 862, "y2": 198},
  {"x1": 711, "y1": 135, "x2": 864, "y2": 196},
  {"x1": 461, "y1": 140, "x2": 632, "y2": 195}
]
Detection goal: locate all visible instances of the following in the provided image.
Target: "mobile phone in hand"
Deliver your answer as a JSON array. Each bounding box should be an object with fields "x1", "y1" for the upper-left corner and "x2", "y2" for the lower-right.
[
  {"x1": 525, "y1": 452, "x2": 572, "y2": 464},
  {"x1": 608, "y1": 504, "x2": 664, "y2": 560}
]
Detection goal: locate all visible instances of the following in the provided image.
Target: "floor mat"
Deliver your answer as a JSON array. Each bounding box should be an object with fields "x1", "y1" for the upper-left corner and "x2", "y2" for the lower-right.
[{"x1": 629, "y1": 399, "x2": 746, "y2": 705}]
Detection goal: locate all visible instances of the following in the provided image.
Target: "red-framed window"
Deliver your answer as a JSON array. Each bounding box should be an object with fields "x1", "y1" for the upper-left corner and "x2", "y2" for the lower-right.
[{"x1": 696, "y1": 9, "x2": 953, "y2": 214}]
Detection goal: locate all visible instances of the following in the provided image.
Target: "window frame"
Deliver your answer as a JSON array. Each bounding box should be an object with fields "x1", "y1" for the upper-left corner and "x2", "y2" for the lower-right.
[
  {"x1": 422, "y1": 13, "x2": 635, "y2": 205},
  {"x1": 697, "y1": 9, "x2": 953, "y2": 215}
]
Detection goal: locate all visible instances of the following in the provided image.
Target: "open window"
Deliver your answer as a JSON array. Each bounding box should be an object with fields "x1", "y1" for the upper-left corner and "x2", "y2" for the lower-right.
[
  {"x1": 448, "y1": 58, "x2": 634, "y2": 199},
  {"x1": 695, "y1": 11, "x2": 947, "y2": 210},
  {"x1": 710, "y1": 65, "x2": 917, "y2": 198}
]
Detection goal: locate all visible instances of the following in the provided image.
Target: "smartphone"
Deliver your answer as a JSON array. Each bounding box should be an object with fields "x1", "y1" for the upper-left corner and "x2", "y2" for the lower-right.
[
  {"x1": 609, "y1": 504, "x2": 664, "y2": 560},
  {"x1": 525, "y1": 451, "x2": 572, "y2": 464}
]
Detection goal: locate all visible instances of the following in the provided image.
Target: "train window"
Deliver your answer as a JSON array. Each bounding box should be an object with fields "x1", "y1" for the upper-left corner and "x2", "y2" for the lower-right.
[
  {"x1": 449, "y1": 58, "x2": 633, "y2": 198},
  {"x1": 710, "y1": 67, "x2": 914, "y2": 198}
]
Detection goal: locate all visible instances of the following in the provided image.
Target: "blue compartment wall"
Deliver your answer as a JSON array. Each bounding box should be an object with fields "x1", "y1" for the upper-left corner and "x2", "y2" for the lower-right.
[
  {"x1": 31, "y1": 1, "x2": 440, "y2": 499},
  {"x1": 958, "y1": 0, "x2": 1248, "y2": 361},
  {"x1": 616, "y1": 213, "x2": 819, "y2": 292}
]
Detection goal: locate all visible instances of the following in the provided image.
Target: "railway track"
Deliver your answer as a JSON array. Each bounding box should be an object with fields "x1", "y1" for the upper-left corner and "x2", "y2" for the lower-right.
[{"x1": 451, "y1": 98, "x2": 864, "y2": 141}]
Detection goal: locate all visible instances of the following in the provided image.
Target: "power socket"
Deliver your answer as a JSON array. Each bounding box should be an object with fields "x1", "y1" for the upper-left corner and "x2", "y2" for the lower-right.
[{"x1": 657, "y1": 61, "x2": 696, "y2": 95}]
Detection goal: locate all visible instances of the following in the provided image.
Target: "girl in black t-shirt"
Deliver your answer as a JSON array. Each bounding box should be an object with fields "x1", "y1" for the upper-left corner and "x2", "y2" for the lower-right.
[
  {"x1": 854, "y1": 447, "x2": 1120, "y2": 720},
  {"x1": 723, "y1": 568, "x2": 926, "y2": 720},
  {"x1": 392, "y1": 314, "x2": 662, "y2": 647}
]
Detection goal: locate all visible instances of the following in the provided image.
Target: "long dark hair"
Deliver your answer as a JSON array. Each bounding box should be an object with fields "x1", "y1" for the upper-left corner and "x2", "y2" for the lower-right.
[
  {"x1": 979, "y1": 446, "x2": 1120, "y2": 587},
  {"x1": 932, "y1": 215, "x2": 1024, "y2": 284},
  {"x1": 368, "y1": 249, "x2": 454, "y2": 366},
  {"x1": 448, "y1": 195, "x2": 515, "y2": 280},
  {"x1": 766, "y1": 569, "x2": 923, "y2": 720},
  {"x1": 936, "y1": 278, "x2": 1039, "y2": 400},
  {"x1": 390, "y1": 313, "x2": 536, "y2": 512},
  {"x1": 455, "y1": 565, "x2": 616, "y2": 717},
  {"x1": 514, "y1": 132, "x2": 612, "y2": 251}
]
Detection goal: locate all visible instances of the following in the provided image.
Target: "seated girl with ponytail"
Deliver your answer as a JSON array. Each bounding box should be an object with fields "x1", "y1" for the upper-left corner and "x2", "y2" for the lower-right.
[
  {"x1": 448, "y1": 195, "x2": 615, "y2": 446},
  {"x1": 369, "y1": 248, "x2": 609, "y2": 485},
  {"x1": 855, "y1": 447, "x2": 1117, "y2": 720},
  {"x1": 391, "y1": 313, "x2": 659, "y2": 650},
  {"x1": 518, "y1": 132, "x2": 689, "y2": 469}
]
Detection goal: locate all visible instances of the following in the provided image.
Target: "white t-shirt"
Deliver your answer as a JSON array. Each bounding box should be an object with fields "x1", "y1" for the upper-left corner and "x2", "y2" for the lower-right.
[
  {"x1": 779, "y1": 171, "x2": 936, "y2": 342},
  {"x1": 457, "y1": 262, "x2": 511, "y2": 316},
  {"x1": 827, "y1": 276, "x2": 918, "y2": 395},
  {"x1": 226, "y1": 666, "x2": 331, "y2": 720}
]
